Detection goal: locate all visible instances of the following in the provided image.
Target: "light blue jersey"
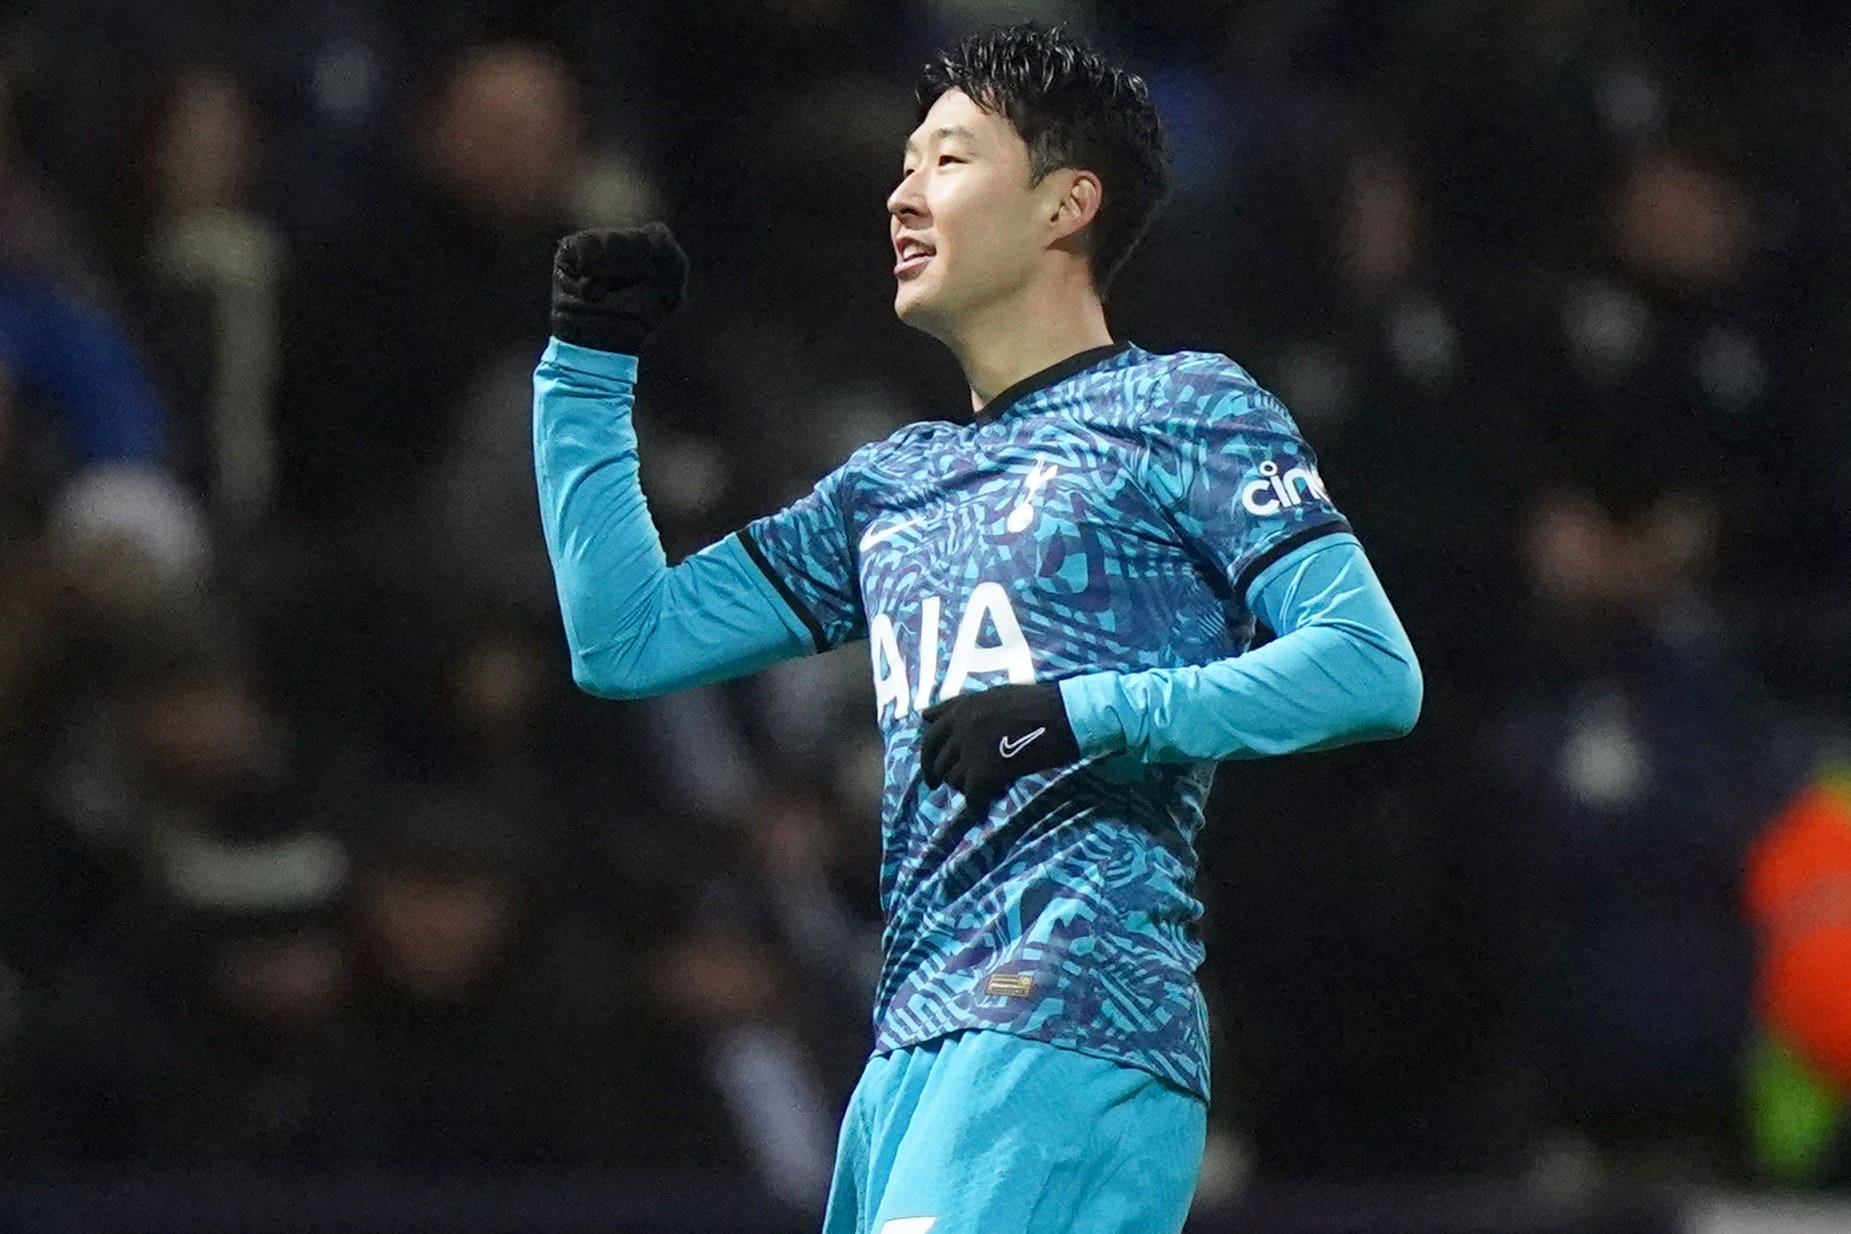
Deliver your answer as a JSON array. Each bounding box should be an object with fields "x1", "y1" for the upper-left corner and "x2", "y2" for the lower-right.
[
  {"x1": 739, "y1": 341, "x2": 1356, "y2": 1099},
  {"x1": 533, "y1": 337, "x2": 1421, "y2": 1105}
]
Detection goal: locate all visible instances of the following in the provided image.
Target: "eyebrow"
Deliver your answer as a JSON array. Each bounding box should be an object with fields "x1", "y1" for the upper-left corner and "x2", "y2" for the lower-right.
[{"x1": 903, "y1": 124, "x2": 977, "y2": 158}]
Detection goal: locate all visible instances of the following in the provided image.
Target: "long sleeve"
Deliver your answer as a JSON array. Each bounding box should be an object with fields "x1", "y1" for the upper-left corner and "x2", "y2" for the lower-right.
[
  {"x1": 1058, "y1": 534, "x2": 1421, "y2": 763},
  {"x1": 533, "y1": 337, "x2": 815, "y2": 699}
]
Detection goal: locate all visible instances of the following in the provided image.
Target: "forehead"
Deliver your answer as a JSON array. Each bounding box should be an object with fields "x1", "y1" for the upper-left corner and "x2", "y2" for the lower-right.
[{"x1": 903, "y1": 88, "x2": 1020, "y2": 155}]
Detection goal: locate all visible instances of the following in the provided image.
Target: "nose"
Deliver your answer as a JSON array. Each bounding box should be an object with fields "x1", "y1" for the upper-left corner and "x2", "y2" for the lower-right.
[{"x1": 888, "y1": 170, "x2": 924, "y2": 227}]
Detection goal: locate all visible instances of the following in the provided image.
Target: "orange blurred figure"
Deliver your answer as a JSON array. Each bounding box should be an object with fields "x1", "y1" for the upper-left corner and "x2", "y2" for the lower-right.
[{"x1": 1746, "y1": 771, "x2": 1851, "y2": 1091}]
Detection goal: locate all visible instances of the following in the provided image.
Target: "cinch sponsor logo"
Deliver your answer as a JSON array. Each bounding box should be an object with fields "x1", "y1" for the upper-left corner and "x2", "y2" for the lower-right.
[{"x1": 1241, "y1": 459, "x2": 1329, "y2": 516}]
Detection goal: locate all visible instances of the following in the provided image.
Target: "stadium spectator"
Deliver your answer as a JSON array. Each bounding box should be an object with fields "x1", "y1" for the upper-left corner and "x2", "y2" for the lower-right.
[
  {"x1": 1194, "y1": 137, "x2": 1528, "y2": 693},
  {"x1": 101, "y1": 60, "x2": 285, "y2": 527},
  {"x1": 253, "y1": 40, "x2": 595, "y2": 757},
  {"x1": 0, "y1": 464, "x2": 213, "y2": 961},
  {"x1": 1743, "y1": 768, "x2": 1851, "y2": 1188},
  {"x1": 1532, "y1": 136, "x2": 1842, "y2": 603},
  {"x1": 273, "y1": 40, "x2": 583, "y2": 527},
  {"x1": 19, "y1": 803, "x2": 356, "y2": 1162},
  {"x1": 340, "y1": 788, "x2": 642, "y2": 1165},
  {"x1": 0, "y1": 606, "x2": 280, "y2": 982},
  {"x1": 630, "y1": 892, "x2": 841, "y2": 1214},
  {"x1": 741, "y1": 778, "x2": 883, "y2": 1029},
  {"x1": 0, "y1": 55, "x2": 177, "y2": 487},
  {"x1": 1487, "y1": 472, "x2": 1811, "y2": 1179}
]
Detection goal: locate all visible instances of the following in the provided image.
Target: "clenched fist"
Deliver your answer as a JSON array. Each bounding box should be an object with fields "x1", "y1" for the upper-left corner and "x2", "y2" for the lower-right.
[{"x1": 550, "y1": 223, "x2": 689, "y2": 355}]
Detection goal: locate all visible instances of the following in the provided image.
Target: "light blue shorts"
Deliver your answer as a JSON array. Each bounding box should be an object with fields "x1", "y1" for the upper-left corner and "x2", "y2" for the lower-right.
[{"x1": 821, "y1": 1029, "x2": 1207, "y2": 1234}]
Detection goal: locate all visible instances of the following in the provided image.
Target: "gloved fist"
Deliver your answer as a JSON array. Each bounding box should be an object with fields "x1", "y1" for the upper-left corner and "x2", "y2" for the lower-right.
[
  {"x1": 919, "y1": 682, "x2": 1081, "y2": 804},
  {"x1": 550, "y1": 223, "x2": 688, "y2": 355}
]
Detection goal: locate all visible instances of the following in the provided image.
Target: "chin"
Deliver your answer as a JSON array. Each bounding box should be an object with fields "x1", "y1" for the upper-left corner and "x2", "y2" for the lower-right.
[
  {"x1": 893, "y1": 285, "x2": 938, "y2": 332},
  {"x1": 897, "y1": 271, "x2": 966, "y2": 334}
]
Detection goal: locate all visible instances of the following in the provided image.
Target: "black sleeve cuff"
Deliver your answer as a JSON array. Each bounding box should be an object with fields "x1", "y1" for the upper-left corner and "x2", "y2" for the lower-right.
[
  {"x1": 1234, "y1": 519, "x2": 1352, "y2": 606},
  {"x1": 735, "y1": 528, "x2": 830, "y2": 654}
]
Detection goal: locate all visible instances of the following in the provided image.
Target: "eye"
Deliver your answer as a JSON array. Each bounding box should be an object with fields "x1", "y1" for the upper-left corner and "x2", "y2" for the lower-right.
[{"x1": 938, "y1": 154, "x2": 964, "y2": 166}]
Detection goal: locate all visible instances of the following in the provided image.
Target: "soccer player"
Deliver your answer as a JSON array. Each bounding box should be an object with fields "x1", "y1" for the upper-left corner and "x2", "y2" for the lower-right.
[{"x1": 534, "y1": 23, "x2": 1421, "y2": 1234}]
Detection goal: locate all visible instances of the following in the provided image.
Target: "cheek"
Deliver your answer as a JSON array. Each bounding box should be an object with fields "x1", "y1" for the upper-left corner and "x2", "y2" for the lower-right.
[{"x1": 934, "y1": 183, "x2": 1026, "y2": 276}]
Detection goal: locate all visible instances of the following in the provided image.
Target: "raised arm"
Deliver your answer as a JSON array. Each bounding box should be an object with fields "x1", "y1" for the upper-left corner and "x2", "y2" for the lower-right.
[{"x1": 534, "y1": 228, "x2": 813, "y2": 699}]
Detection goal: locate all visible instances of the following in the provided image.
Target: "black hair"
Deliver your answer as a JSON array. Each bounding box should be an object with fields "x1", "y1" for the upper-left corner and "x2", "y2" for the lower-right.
[{"x1": 917, "y1": 23, "x2": 1169, "y2": 295}]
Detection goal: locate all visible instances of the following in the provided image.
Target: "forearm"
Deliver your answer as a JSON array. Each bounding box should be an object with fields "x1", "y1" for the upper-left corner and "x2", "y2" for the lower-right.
[
  {"x1": 533, "y1": 338, "x2": 811, "y2": 698},
  {"x1": 1060, "y1": 537, "x2": 1421, "y2": 763}
]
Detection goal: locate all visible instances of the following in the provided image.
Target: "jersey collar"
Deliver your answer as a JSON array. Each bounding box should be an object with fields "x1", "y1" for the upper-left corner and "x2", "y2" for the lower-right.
[{"x1": 972, "y1": 341, "x2": 1132, "y2": 424}]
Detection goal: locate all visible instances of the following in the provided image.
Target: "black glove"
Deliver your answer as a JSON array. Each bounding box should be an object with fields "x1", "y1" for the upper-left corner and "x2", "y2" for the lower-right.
[
  {"x1": 919, "y1": 683, "x2": 1081, "y2": 803},
  {"x1": 550, "y1": 223, "x2": 688, "y2": 354}
]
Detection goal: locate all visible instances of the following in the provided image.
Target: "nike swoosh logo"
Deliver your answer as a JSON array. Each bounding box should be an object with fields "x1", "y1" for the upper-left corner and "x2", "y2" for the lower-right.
[
  {"x1": 997, "y1": 727, "x2": 1047, "y2": 759},
  {"x1": 858, "y1": 516, "x2": 923, "y2": 552}
]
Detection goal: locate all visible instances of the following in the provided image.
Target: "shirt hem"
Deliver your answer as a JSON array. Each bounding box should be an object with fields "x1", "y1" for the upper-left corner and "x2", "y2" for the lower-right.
[{"x1": 871, "y1": 1021, "x2": 1209, "y2": 1104}]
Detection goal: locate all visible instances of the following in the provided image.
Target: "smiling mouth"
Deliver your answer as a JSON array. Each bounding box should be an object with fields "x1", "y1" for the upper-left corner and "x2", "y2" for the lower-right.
[{"x1": 894, "y1": 238, "x2": 936, "y2": 278}]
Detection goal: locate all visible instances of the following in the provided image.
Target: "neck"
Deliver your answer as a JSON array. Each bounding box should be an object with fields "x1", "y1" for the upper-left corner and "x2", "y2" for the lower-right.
[{"x1": 942, "y1": 270, "x2": 1113, "y2": 413}]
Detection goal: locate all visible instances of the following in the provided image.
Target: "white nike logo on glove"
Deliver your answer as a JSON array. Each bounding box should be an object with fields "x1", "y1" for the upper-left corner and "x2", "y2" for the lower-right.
[{"x1": 997, "y1": 727, "x2": 1046, "y2": 759}]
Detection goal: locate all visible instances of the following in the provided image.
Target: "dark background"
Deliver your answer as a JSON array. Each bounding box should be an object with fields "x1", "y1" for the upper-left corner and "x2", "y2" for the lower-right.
[{"x1": 1, "y1": 0, "x2": 1848, "y2": 1229}]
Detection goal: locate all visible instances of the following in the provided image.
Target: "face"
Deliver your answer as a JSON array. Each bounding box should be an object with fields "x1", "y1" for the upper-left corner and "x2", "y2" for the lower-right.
[
  {"x1": 360, "y1": 865, "x2": 519, "y2": 1003},
  {"x1": 888, "y1": 89, "x2": 1075, "y2": 333},
  {"x1": 155, "y1": 68, "x2": 257, "y2": 216},
  {"x1": 428, "y1": 46, "x2": 579, "y2": 222},
  {"x1": 130, "y1": 672, "x2": 267, "y2": 802},
  {"x1": 210, "y1": 931, "x2": 348, "y2": 1032}
]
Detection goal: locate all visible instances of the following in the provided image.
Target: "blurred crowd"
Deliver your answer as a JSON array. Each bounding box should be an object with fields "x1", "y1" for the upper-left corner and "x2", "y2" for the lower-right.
[{"x1": 0, "y1": 0, "x2": 1848, "y2": 1216}]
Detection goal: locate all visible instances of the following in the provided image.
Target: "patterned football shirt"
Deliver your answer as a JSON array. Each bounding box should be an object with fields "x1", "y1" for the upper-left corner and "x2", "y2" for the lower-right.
[{"x1": 740, "y1": 342, "x2": 1349, "y2": 1099}]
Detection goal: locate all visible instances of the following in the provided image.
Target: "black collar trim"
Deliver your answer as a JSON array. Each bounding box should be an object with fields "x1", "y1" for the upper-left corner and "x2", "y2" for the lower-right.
[{"x1": 973, "y1": 341, "x2": 1131, "y2": 423}]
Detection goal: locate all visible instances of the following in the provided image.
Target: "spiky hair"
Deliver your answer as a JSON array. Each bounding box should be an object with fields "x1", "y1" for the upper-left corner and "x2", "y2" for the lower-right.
[{"x1": 917, "y1": 23, "x2": 1170, "y2": 294}]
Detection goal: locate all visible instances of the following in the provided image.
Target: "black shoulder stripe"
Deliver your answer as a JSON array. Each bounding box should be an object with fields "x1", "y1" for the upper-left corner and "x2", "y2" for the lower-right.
[
  {"x1": 735, "y1": 528, "x2": 830, "y2": 654},
  {"x1": 1234, "y1": 519, "x2": 1353, "y2": 605}
]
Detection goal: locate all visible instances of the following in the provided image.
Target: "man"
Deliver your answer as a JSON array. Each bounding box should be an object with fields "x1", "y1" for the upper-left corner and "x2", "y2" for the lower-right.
[{"x1": 534, "y1": 23, "x2": 1421, "y2": 1234}]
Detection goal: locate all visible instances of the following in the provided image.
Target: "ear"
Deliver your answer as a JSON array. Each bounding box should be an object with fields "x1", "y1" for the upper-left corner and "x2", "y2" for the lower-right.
[{"x1": 1045, "y1": 170, "x2": 1103, "y2": 245}]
